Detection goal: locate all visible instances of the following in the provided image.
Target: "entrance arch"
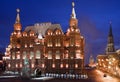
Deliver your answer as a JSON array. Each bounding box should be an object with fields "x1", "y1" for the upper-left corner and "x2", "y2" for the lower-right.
[{"x1": 34, "y1": 68, "x2": 42, "y2": 77}]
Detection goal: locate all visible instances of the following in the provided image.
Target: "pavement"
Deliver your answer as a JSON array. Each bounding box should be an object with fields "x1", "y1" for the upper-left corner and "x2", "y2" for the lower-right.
[{"x1": 0, "y1": 69, "x2": 120, "y2": 82}]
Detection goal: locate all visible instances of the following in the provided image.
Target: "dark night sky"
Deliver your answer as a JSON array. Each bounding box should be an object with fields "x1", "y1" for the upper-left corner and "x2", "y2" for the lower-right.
[{"x1": 0, "y1": 0, "x2": 120, "y2": 63}]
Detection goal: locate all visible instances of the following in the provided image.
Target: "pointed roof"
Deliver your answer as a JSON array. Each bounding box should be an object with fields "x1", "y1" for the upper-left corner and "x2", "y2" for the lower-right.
[
  {"x1": 109, "y1": 21, "x2": 113, "y2": 36},
  {"x1": 71, "y1": 2, "x2": 76, "y2": 19},
  {"x1": 15, "y1": 8, "x2": 20, "y2": 23}
]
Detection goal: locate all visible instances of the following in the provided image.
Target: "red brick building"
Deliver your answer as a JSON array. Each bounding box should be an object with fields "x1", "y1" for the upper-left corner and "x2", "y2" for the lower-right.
[{"x1": 4, "y1": 2, "x2": 85, "y2": 75}]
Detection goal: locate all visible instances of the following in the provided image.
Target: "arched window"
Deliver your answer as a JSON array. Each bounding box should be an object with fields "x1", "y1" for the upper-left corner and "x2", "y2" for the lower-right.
[
  {"x1": 47, "y1": 39, "x2": 53, "y2": 47},
  {"x1": 36, "y1": 50, "x2": 41, "y2": 59},
  {"x1": 64, "y1": 50, "x2": 69, "y2": 59},
  {"x1": 56, "y1": 51, "x2": 60, "y2": 59},
  {"x1": 55, "y1": 39, "x2": 61, "y2": 47},
  {"x1": 23, "y1": 51, "x2": 27, "y2": 59},
  {"x1": 30, "y1": 51, "x2": 34, "y2": 59},
  {"x1": 70, "y1": 38, "x2": 74, "y2": 46},
  {"x1": 48, "y1": 51, "x2": 52, "y2": 59},
  {"x1": 76, "y1": 50, "x2": 81, "y2": 59},
  {"x1": 12, "y1": 52, "x2": 15, "y2": 59}
]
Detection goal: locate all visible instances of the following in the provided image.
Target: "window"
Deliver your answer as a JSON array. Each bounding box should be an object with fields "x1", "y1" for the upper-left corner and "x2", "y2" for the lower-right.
[
  {"x1": 64, "y1": 51, "x2": 69, "y2": 59},
  {"x1": 23, "y1": 51, "x2": 27, "y2": 59},
  {"x1": 47, "y1": 39, "x2": 52, "y2": 47},
  {"x1": 75, "y1": 64, "x2": 78, "y2": 68},
  {"x1": 36, "y1": 50, "x2": 41, "y2": 59},
  {"x1": 16, "y1": 54, "x2": 20, "y2": 59},
  {"x1": 55, "y1": 39, "x2": 61, "y2": 47},
  {"x1": 48, "y1": 51, "x2": 52, "y2": 59},
  {"x1": 75, "y1": 41, "x2": 80, "y2": 47},
  {"x1": 76, "y1": 50, "x2": 81, "y2": 59},
  {"x1": 52, "y1": 64, "x2": 55, "y2": 68},
  {"x1": 66, "y1": 64, "x2": 68, "y2": 68},
  {"x1": 70, "y1": 38, "x2": 74, "y2": 46},
  {"x1": 12, "y1": 52, "x2": 15, "y2": 59},
  {"x1": 56, "y1": 51, "x2": 60, "y2": 59},
  {"x1": 60, "y1": 64, "x2": 63, "y2": 68},
  {"x1": 8, "y1": 63, "x2": 11, "y2": 68},
  {"x1": 30, "y1": 51, "x2": 34, "y2": 59}
]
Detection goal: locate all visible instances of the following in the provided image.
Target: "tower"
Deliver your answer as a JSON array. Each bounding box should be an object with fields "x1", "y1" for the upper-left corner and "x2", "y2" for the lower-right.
[
  {"x1": 10, "y1": 8, "x2": 22, "y2": 48},
  {"x1": 14, "y1": 8, "x2": 22, "y2": 32},
  {"x1": 106, "y1": 22, "x2": 115, "y2": 54},
  {"x1": 69, "y1": 2, "x2": 78, "y2": 28},
  {"x1": 65, "y1": 1, "x2": 85, "y2": 73}
]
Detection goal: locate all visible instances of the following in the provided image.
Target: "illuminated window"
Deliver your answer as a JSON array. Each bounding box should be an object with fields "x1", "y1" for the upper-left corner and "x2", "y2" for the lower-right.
[
  {"x1": 23, "y1": 32, "x2": 27, "y2": 36},
  {"x1": 8, "y1": 63, "x2": 11, "y2": 68},
  {"x1": 75, "y1": 29, "x2": 80, "y2": 32},
  {"x1": 30, "y1": 31, "x2": 34, "y2": 36},
  {"x1": 70, "y1": 38, "x2": 74, "y2": 46},
  {"x1": 47, "y1": 31, "x2": 53, "y2": 35},
  {"x1": 55, "y1": 39, "x2": 61, "y2": 47},
  {"x1": 23, "y1": 51, "x2": 27, "y2": 59},
  {"x1": 12, "y1": 52, "x2": 15, "y2": 59},
  {"x1": 42, "y1": 64, "x2": 45, "y2": 68},
  {"x1": 31, "y1": 63, "x2": 34, "y2": 68},
  {"x1": 17, "y1": 54, "x2": 20, "y2": 59},
  {"x1": 75, "y1": 41, "x2": 80, "y2": 47},
  {"x1": 25, "y1": 44, "x2": 27, "y2": 48},
  {"x1": 48, "y1": 51, "x2": 52, "y2": 59},
  {"x1": 56, "y1": 51, "x2": 60, "y2": 59},
  {"x1": 75, "y1": 64, "x2": 78, "y2": 68},
  {"x1": 20, "y1": 63, "x2": 22, "y2": 68},
  {"x1": 30, "y1": 51, "x2": 34, "y2": 59},
  {"x1": 16, "y1": 64, "x2": 18, "y2": 68},
  {"x1": 66, "y1": 64, "x2": 68, "y2": 68},
  {"x1": 36, "y1": 50, "x2": 41, "y2": 59},
  {"x1": 30, "y1": 44, "x2": 33, "y2": 47},
  {"x1": 17, "y1": 44, "x2": 21, "y2": 48},
  {"x1": 76, "y1": 50, "x2": 81, "y2": 59},
  {"x1": 71, "y1": 28, "x2": 74, "y2": 31},
  {"x1": 60, "y1": 64, "x2": 63, "y2": 68},
  {"x1": 64, "y1": 51, "x2": 69, "y2": 59},
  {"x1": 47, "y1": 39, "x2": 52, "y2": 47},
  {"x1": 52, "y1": 64, "x2": 55, "y2": 68}
]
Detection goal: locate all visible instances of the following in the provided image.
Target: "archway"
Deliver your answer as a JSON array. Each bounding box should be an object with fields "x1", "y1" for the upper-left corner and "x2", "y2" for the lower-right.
[{"x1": 34, "y1": 68, "x2": 42, "y2": 77}]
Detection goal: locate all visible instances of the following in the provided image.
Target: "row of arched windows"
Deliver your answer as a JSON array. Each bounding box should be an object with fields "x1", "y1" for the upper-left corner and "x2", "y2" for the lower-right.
[
  {"x1": 11, "y1": 50, "x2": 82, "y2": 60},
  {"x1": 46, "y1": 29, "x2": 63, "y2": 35}
]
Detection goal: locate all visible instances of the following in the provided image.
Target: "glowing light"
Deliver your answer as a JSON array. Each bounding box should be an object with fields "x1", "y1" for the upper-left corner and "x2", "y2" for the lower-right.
[
  {"x1": 20, "y1": 63, "x2": 22, "y2": 68},
  {"x1": 75, "y1": 64, "x2": 78, "y2": 68},
  {"x1": 42, "y1": 64, "x2": 45, "y2": 68},
  {"x1": 66, "y1": 64, "x2": 68, "y2": 68},
  {"x1": 8, "y1": 63, "x2": 11, "y2": 68},
  {"x1": 108, "y1": 66, "x2": 111, "y2": 69},
  {"x1": 17, "y1": 54, "x2": 20, "y2": 59},
  {"x1": 109, "y1": 62, "x2": 112, "y2": 64},
  {"x1": 60, "y1": 64, "x2": 63, "y2": 68},
  {"x1": 52, "y1": 64, "x2": 55, "y2": 68},
  {"x1": 25, "y1": 44, "x2": 27, "y2": 48},
  {"x1": 16, "y1": 64, "x2": 18, "y2": 68},
  {"x1": 31, "y1": 63, "x2": 34, "y2": 68}
]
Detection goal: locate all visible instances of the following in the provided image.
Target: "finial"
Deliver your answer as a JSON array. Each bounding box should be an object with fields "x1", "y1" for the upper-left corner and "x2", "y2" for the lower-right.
[
  {"x1": 71, "y1": 2, "x2": 76, "y2": 19},
  {"x1": 72, "y1": 2, "x2": 75, "y2": 7},
  {"x1": 15, "y1": 8, "x2": 20, "y2": 23},
  {"x1": 16, "y1": 8, "x2": 20, "y2": 13}
]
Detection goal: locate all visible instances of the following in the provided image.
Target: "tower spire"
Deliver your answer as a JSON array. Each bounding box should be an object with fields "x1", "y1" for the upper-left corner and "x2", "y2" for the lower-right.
[
  {"x1": 15, "y1": 8, "x2": 20, "y2": 23},
  {"x1": 106, "y1": 21, "x2": 115, "y2": 54},
  {"x1": 14, "y1": 8, "x2": 22, "y2": 31},
  {"x1": 109, "y1": 21, "x2": 113, "y2": 36},
  {"x1": 69, "y1": 2, "x2": 78, "y2": 27},
  {"x1": 71, "y1": 2, "x2": 76, "y2": 19}
]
